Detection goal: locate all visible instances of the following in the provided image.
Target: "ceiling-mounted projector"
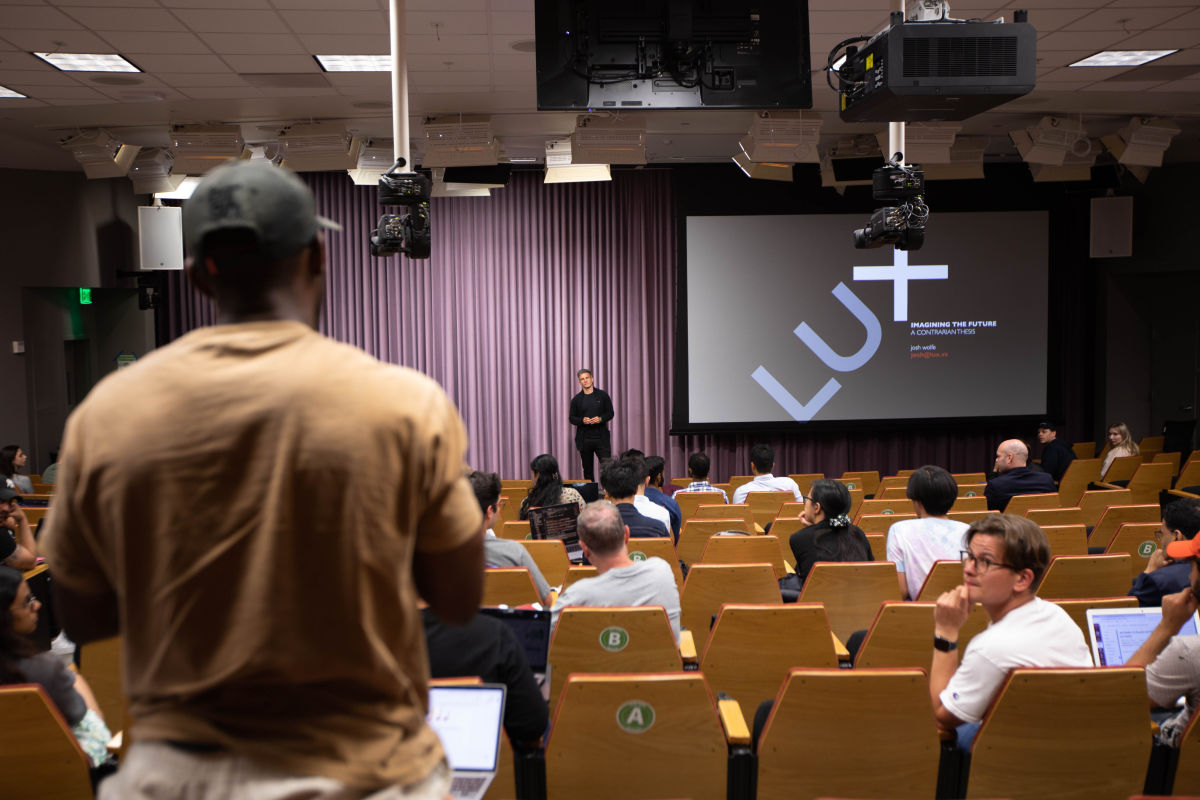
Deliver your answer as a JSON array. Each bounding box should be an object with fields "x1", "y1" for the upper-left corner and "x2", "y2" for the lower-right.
[{"x1": 833, "y1": 9, "x2": 1036, "y2": 123}]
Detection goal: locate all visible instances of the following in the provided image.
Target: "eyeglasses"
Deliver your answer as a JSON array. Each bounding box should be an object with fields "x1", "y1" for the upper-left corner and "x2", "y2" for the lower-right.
[
  {"x1": 960, "y1": 549, "x2": 1018, "y2": 574},
  {"x1": 19, "y1": 592, "x2": 37, "y2": 610}
]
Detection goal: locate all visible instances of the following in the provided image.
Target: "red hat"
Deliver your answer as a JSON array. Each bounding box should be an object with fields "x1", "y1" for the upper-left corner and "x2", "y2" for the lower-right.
[{"x1": 1166, "y1": 532, "x2": 1200, "y2": 560}]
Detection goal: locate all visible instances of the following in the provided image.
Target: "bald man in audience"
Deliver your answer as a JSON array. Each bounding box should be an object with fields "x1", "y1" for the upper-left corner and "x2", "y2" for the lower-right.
[
  {"x1": 930, "y1": 514, "x2": 1091, "y2": 750},
  {"x1": 550, "y1": 500, "x2": 680, "y2": 641},
  {"x1": 984, "y1": 439, "x2": 1056, "y2": 511}
]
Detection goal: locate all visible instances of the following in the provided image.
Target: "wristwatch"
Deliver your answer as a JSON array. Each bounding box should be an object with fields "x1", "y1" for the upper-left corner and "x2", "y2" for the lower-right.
[{"x1": 933, "y1": 635, "x2": 958, "y2": 652}]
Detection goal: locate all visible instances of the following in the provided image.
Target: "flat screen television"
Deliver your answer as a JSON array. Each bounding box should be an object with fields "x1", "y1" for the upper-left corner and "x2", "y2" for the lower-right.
[{"x1": 535, "y1": 0, "x2": 812, "y2": 110}]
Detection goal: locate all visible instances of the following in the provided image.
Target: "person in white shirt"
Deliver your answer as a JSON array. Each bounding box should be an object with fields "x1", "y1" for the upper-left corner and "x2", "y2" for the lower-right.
[
  {"x1": 886, "y1": 465, "x2": 969, "y2": 599},
  {"x1": 930, "y1": 513, "x2": 1092, "y2": 750},
  {"x1": 618, "y1": 451, "x2": 673, "y2": 532},
  {"x1": 731, "y1": 444, "x2": 802, "y2": 505}
]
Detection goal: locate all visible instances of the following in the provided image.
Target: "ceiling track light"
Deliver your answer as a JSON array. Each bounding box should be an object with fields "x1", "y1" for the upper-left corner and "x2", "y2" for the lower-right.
[
  {"x1": 129, "y1": 148, "x2": 186, "y2": 194},
  {"x1": 422, "y1": 117, "x2": 501, "y2": 168},
  {"x1": 739, "y1": 111, "x2": 821, "y2": 164},
  {"x1": 169, "y1": 125, "x2": 249, "y2": 174},
  {"x1": 60, "y1": 129, "x2": 141, "y2": 179},
  {"x1": 544, "y1": 139, "x2": 610, "y2": 183},
  {"x1": 279, "y1": 123, "x2": 363, "y2": 172},
  {"x1": 1010, "y1": 116, "x2": 1087, "y2": 167},
  {"x1": 1101, "y1": 117, "x2": 1181, "y2": 169},
  {"x1": 569, "y1": 115, "x2": 646, "y2": 166}
]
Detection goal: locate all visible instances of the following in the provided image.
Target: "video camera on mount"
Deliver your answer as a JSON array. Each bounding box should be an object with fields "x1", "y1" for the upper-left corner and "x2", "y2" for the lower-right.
[
  {"x1": 370, "y1": 159, "x2": 433, "y2": 259},
  {"x1": 852, "y1": 155, "x2": 929, "y2": 251}
]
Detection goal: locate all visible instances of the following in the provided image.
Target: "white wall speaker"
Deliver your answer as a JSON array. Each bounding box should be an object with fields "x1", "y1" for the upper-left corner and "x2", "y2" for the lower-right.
[
  {"x1": 138, "y1": 205, "x2": 184, "y2": 270},
  {"x1": 1090, "y1": 196, "x2": 1133, "y2": 259}
]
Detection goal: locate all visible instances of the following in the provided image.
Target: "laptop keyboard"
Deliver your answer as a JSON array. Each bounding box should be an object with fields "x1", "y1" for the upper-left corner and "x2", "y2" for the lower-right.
[{"x1": 450, "y1": 775, "x2": 489, "y2": 797}]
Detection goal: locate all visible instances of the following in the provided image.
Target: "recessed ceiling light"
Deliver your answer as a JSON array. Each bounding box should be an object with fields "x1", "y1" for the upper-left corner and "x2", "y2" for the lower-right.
[
  {"x1": 1069, "y1": 50, "x2": 1177, "y2": 68},
  {"x1": 0, "y1": 85, "x2": 27, "y2": 99},
  {"x1": 315, "y1": 55, "x2": 390, "y2": 72},
  {"x1": 34, "y1": 52, "x2": 140, "y2": 72}
]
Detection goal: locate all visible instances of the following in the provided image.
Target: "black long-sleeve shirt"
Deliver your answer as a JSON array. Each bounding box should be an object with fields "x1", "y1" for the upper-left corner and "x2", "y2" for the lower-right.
[{"x1": 569, "y1": 388, "x2": 614, "y2": 443}]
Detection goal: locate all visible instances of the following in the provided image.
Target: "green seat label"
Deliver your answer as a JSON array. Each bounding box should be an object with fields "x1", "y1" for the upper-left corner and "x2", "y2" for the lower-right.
[
  {"x1": 630, "y1": 550, "x2": 646, "y2": 562},
  {"x1": 599, "y1": 627, "x2": 629, "y2": 652},
  {"x1": 966, "y1": 491, "x2": 977, "y2": 497},
  {"x1": 882, "y1": 509, "x2": 894, "y2": 514},
  {"x1": 616, "y1": 700, "x2": 655, "y2": 733},
  {"x1": 1138, "y1": 540, "x2": 1156, "y2": 558}
]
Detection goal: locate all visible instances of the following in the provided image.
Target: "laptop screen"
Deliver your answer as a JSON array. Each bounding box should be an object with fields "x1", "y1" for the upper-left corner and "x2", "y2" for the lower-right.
[
  {"x1": 479, "y1": 607, "x2": 551, "y2": 672},
  {"x1": 426, "y1": 685, "x2": 506, "y2": 772},
  {"x1": 1087, "y1": 607, "x2": 1200, "y2": 666},
  {"x1": 526, "y1": 502, "x2": 584, "y2": 563}
]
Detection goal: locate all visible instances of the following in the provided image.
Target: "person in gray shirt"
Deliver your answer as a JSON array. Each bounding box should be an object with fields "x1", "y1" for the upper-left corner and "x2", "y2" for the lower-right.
[
  {"x1": 470, "y1": 471, "x2": 552, "y2": 604},
  {"x1": 550, "y1": 500, "x2": 681, "y2": 641}
]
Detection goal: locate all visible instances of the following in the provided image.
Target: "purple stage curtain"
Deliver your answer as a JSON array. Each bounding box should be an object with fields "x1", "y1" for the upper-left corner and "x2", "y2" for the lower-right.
[{"x1": 166, "y1": 169, "x2": 1009, "y2": 482}]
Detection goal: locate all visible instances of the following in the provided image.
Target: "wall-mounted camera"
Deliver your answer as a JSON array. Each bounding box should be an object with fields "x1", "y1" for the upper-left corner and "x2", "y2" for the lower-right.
[
  {"x1": 852, "y1": 154, "x2": 929, "y2": 251},
  {"x1": 369, "y1": 159, "x2": 433, "y2": 259}
]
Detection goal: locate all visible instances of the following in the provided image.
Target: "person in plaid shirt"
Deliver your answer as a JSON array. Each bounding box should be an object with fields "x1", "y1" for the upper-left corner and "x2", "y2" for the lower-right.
[{"x1": 675, "y1": 452, "x2": 728, "y2": 503}]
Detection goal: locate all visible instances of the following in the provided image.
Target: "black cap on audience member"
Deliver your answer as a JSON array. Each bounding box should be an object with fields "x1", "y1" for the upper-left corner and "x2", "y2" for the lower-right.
[
  {"x1": 1037, "y1": 420, "x2": 1057, "y2": 431},
  {"x1": 0, "y1": 487, "x2": 19, "y2": 503}
]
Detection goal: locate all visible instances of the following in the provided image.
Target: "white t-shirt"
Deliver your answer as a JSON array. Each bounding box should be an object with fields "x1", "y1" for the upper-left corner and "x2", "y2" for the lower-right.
[
  {"x1": 732, "y1": 474, "x2": 803, "y2": 505},
  {"x1": 633, "y1": 494, "x2": 672, "y2": 530},
  {"x1": 1146, "y1": 634, "x2": 1200, "y2": 746},
  {"x1": 886, "y1": 517, "x2": 969, "y2": 599},
  {"x1": 940, "y1": 597, "x2": 1093, "y2": 724},
  {"x1": 550, "y1": 557, "x2": 681, "y2": 641}
]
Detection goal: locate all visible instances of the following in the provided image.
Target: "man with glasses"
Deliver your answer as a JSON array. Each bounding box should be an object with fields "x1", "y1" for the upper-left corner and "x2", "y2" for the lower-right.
[
  {"x1": 1128, "y1": 498, "x2": 1200, "y2": 607},
  {"x1": 929, "y1": 514, "x2": 1091, "y2": 749}
]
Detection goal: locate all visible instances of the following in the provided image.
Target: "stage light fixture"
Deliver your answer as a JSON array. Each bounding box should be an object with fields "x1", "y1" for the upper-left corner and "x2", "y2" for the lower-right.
[
  {"x1": 422, "y1": 117, "x2": 501, "y2": 168},
  {"x1": 921, "y1": 137, "x2": 986, "y2": 181},
  {"x1": 738, "y1": 111, "x2": 821, "y2": 164},
  {"x1": 169, "y1": 125, "x2": 249, "y2": 174},
  {"x1": 543, "y1": 139, "x2": 610, "y2": 183},
  {"x1": 1010, "y1": 116, "x2": 1086, "y2": 167},
  {"x1": 279, "y1": 123, "x2": 363, "y2": 172},
  {"x1": 731, "y1": 152, "x2": 793, "y2": 182},
  {"x1": 129, "y1": 148, "x2": 186, "y2": 194},
  {"x1": 348, "y1": 139, "x2": 394, "y2": 186},
  {"x1": 1101, "y1": 117, "x2": 1181, "y2": 168},
  {"x1": 570, "y1": 115, "x2": 646, "y2": 166},
  {"x1": 60, "y1": 129, "x2": 141, "y2": 179}
]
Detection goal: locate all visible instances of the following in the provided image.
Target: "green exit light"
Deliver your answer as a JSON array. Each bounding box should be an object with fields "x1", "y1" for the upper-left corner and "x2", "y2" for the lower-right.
[{"x1": 79, "y1": 288, "x2": 92, "y2": 305}]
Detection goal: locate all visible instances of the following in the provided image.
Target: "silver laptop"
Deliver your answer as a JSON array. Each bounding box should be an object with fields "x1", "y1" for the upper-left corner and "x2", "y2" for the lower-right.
[
  {"x1": 426, "y1": 684, "x2": 507, "y2": 800},
  {"x1": 1086, "y1": 606, "x2": 1200, "y2": 666}
]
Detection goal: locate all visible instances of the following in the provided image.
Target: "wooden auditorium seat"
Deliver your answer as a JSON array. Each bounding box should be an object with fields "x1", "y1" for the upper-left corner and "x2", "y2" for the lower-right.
[
  {"x1": 561, "y1": 565, "x2": 597, "y2": 591},
  {"x1": 545, "y1": 673, "x2": 744, "y2": 800},
  {"x1": 876, "y1": 475, "x2": 909, "y2": 494},
  {"x1": 865, "y1": 533, "x2": 887, "y2": 561},
  {"x1": 1038, "y1": 524, "x2": 1090, "y2": 557},
  {"x1": 1002, "y1": 492, "x2": 1061, "y2": 516},
  {"x1": 767, "y1": 516, "x2": 805, "y2": 549},
  {"x1": 482, "y1": 567, "x2": 542, "y2": 606},
  {"x1": 496, "y1": 489, "x2": 527, "y2": 524},
  {"x1": 516, "y1": 539, "x2": 571, "y2": 586},
  {"x1": 678, "y1": 519, "x2": 754, "y2": 567},
  {"x1": 1036, "y1": 554, "x2": 1133, "y2": 599},
  {"x1": 1104, "y1": 522, "x2": 1165, "y2": 577},
  {"x1": 699, "y1": 534, "x2": 789, "y2": 579},
  {"x1": 855, "y1": 498, "x2": 910, "y2": 524},
  {"x1": 839, "y1": 470, "x2": 881, "y2": 497},
  {"x1": 498, "y1": 520, "x2": 531, "y2": 540},
  {"x1": 1049, "y1": 596, "x2": 1138, "y2": 639},
  {"x1": 1072, "y1": 441, "x2": 1096, "y2": 459},
  {"x1": 78, "y1": 636, "x2": 124, "y2": 738},
  {"x1": 947, "y1": 508, "x2": 990, "y2": 525},
  {"x1": 756, "y1": 668, "x2": 939, "y2": 800},
  {"x1": 679, "y1": 563, "x2": 781, "y2": 636},
  {"x1": 698, "y1": 603, "x2": 838, "y2": 718},
  {"x1": 675, "y1": 490, "x2": 726, "y2": 522},
  {"x1": 547, "y1": 607, "x2": 682, "y2": 708},
  {"x1": 1055, "y1": 458, "x2": 1102, "y2": 506},
  {"x1": 915, "y1": 559, "x2": 965, "y2": 601},
  {"x1": 727, "y1": 475, "x2": 754, "y2": 495},
  {"x1": 853, "y1": 601, "x2": 988, "y2": 669},
  {"x1": 1077, "y1": 488, "x2": 1132, "y2": 528},
  {"x1": 950, "y1": 496, "x2": 988, "y2": 513},
  {"x1": 964, "y1": 667, "x2": 1151, "y2": 800},
  {"x1": 1025, "y1": 506, "x2": 1085, "y2": 527},
  {"x1": 1153, "y1": 450, "x2": 1181, "y2": 479},
  {"x1": 1101, "y1": 454, "x2": 1145, "y2": 485},
  {"x1": 957, "y1": 482, "x2": 987, "y2": 498},
  {"x1": 952, "y1": 472, "x2": 986, "y2": 484},
  {"x1": 877, "y1": 485, "x2": 910, "y2": 500},
  {"x1": 0, "y1": 685, "x2": 94, "y2": 800},
  {"x1": 692, "y1": 503, "x2": 755, "y2": 530},
  {"x1": 624, "y1": 537, "x2": 684, "y2": 589},
  {"x1": 859, "y1": 512, "x2": 916, "y2": 535},
  {"x1": 745, "y1": 490, "x2": 794, "y2": 529},
  {"x1": 1097, "y1": 461, "x2": 1173, "y2": 506},
  {"x1": 1174, "y1": 457, "x2": 1200, "y2": 492},
  {"x1": 796, "y1": 562, "x2": 902, "y2": 642},
  {"x1": 1091, "y1": 504, "x2": 1161, "y2": 547}
]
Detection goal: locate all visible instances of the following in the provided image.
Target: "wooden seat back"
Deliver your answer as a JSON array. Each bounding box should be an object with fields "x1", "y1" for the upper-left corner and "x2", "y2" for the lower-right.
[
  {"x1": 1057, "y1": 458, "x2": 1102, "y2": 506},
  {"x1": 693, "y1": 503, "x2": 754, "y2": 529},
  {"x1": 859, "y1": 512, "x2": 916, "y2": 534},
  {"x1": 1003, "y1": 492, "x2": 1062, "y2": 516},
  {"x1": 1039, "y1": 524, "x2": 1090, "y2": 557},
  {"x1": 496, "y1": 489, "x2": 528, "y2": 524},
  {"x1": 876, "y1": 475, "x2": 909, "y2": 493},
  {"x1": 498, "y1": 520, "x2": 531, "y2": 540},
  {"x1": 951, "y1": 496, "x2": 988, "y2": 512},
  {"x1": 561, "y1": 566, "x2": 597, "y2": 591},
  {"x1": 482, "y1": 567, "x2": 541, "y2": 606},
  {"x1": 727, "y1": 475, "x2": 754, "y2": 495},
  {"x1": 854, "y1": 601, "x2": 988, "y2": 668},
  {"x1": 1025, "y1": 506, "x2": 1085, "y2": 527},
  {"x1": 840, "y1": 470, "x2": 881, "y2": 497},
  {"x1": 78, "y1": 636, "x2": 123, "y2": 734},
  {"x1": 1092, "y1": 504, "x2": 1161, "y2": 547},
  {"x1": 952, "y1": 472, "x2": 987, "y2": 484},
  {"x1": 1119, "y1": 462, "x2": 1174, "y2": 505},
  {"x1": 1049, "y1": 596, "x2": 1138, "y2": 639},
  {"x1": 517, "y1": 539, "x2": 571, "y2": 586},
  {"x1": 700, "y1": 534, "x2": 788, "y2": 579},
  {"x1": 876, "y1": 486, "x2": 910, "y2": 500},
  {"x1": 1072, "y1": 441, "x2": 1096, "y2": 459},
  {"x1": 957, "y1": 482, "x2": 987, "y2": 498},
  {"x1": 1104, "y1": 522, "x2": 1165, "y2": 577},
  {"x1": 0, "y1": 685, "x2": 93, "y2": 800},
  {"x1": 865, "y1": 534, "x2": 887, "y2": 562},
  {"x1": 699, "y1": 604, "x2": 838, "y2": 718},
  {"x1": 625, "y1": 537, "x2": 684, "y2": 589},
  {"x1": 1176, "y1": 458, "x2": 1200, "y2": 491},
  {"x1": 947, "y1": 508, "x2": 990, "y2": 525},
  {"x1": 501, "y1": 478, "x2": 533, "y2": 490},
  {"x1": 545, "y1": 673, "x2": 727, "y2": 800},
  {"x1": 21, "y1": 507, "x2": 49, "y2": 526},
  {"x1": 548, "y1": 607, "x2": 682, "y2": 708},
  {"x1": 797, "y1": 562, "x2": 902, "y2": 642},
  {"x1": 676, "y1": 491, "x2": 726, "y2": 521},
  {"x1": 786, "y1": 474, "x2": 824, "y2": 496},
  {"x1": 1153, "y1": 450, "x2": 1181, "y2": 479},
  {"x1": 1036, "y1": 555, "x2": 1133, "y2": 599},
  {"x1": 670, "y1": 477, "x2": 692, "y2": 489},
  {"x1": 757, "y1": 669, "x2": 939, "y2": 800},
  {"x1": 915, "y1": 559, "x2": 964, "y2": 601},
  {"x1": 745, "y1": 490, "x2": 795, "y2": 529},
  {"x1": 679, "y1": 564, "x2": 780, "y2": 636},
  {"x1": 1077, "y1": 488, "x2": 1132, "y2": 528},
  {"x1": 967, "y1": 668, "x2": 1151, "y2": 800},
  {"x1": 1168, "y1": 695, "x2": 1200, "y2": 794},
  {"x1": 1103, "y1": 454, "x2": 1144, "y2": 484},
  {"x1": 1140, "y1": 435, "x2": 1165, "y2": 452},
  {"x1": 768, "y1": 516, "x2": 805, "y2": 549},
  {"x1": 678, "y1": 519, "x2": 753, "y2": 567},
  {"x1": 854, "y1": 498, "x2": 910, "y2": 524}
]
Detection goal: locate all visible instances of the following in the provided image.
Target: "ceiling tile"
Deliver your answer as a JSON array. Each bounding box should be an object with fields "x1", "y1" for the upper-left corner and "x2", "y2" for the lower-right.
[
  {"x1": 1081, "y1": 80, "x2": 1167, "y2": 91},
  {"x1": 279, "y1": 10, "x2": 386, "y2": 33},
  {"x1": 222, "y1": 54, "x2": 320, "y2": 72},
  {"x1": 492, "y1": 72, "x2": 532, "y2": 89},
  {"x1": 59, "y1": 7, "x2": 187, "y2": 32},
  {"x1": 155, "y1": 72, "x2": 247, "y2": 87},
  {"x1": 1037, "y1": 30, "x2": 1131, "y2": 51},
  {"x1": 160, "y1": 0, "x2": 272, "y2": 8},
  {"x1": 1164, "y1": 8, "x2": 1200, "y2": 27},
  {"x1": 993, "y1": 7, "x2": 1087, "y2": 31},
  {"x1": 0, "y1": 50, "x2": 59, "y2": 70},
  {"x1": 93, "y1": 86, "x2": 189, "y2": 102},
  {"x1": 408, "y1": 11, "x2": 488, "y2": 36},
  {"x1": 0, "y1": 97, "x2": 48, "y2": 108},
  {"x1": 126, "y1": 53, "x2": 231, "y2": 73},
  {"x1": 1147, "y1": 77, "x2": 1200, "y2": 91},
  {"x1": 408, "y1": 53, "x2": 491, "y2": 70},
  {"x1": 273, "y1": 0, "x2": 381, "y2": 7},
  {"x1": 408, "y1": 35, "x2": 489, "y2": 55},
  {"x1": 491, "y1": 11, "x2": 532, "y2": 35},
  {"x1": 808, "y1": 10, "x2": 889, "y2": 35},
  {"x1": 98, "y1": 31, "x2": 212, "y2": 54},
  {"x1": 1108, "y1": 0, "x2": 1200, "y2": 6},
  {"x1": 1, "y1": 29, "x2": 113, "y2": 51},
  {"x1": 300, "y1": 33, "x2": 387, "y2": 53},
  {"x1": 323, "y1": 72, "x2": 389, "y2": 87},
  {"x1": 1068, "y1": 7, "x2": 1195, "y2": 31},
  {"x1": 28, "y1": 84, "x2": 109, "y2": 99},
  {"x1": 54, "y1": 0, "x2": 161, "y2": 6},
  {"x1": 254, "y1": 85, "x2": 339, "y2": 96},
  {"x1": 405, "y1": 0, "x2": 487, "y2": 9},
  {"x1": 491, "y1": 53, "x2": 533, "y2": 72},
  {"x1": 1116, "y1": 29, "x2": 1200, "y2": 49},
  {"x1": 0, "y1": 69, "x2": 85, "y2": 86},
  {"x1": 198, "y1": 32, "x2": 305, "y2": 54},
  {"x1": 0, "y1": 5, "x2": 82, "y2": 29},
  {"x1": 1156, "y1": 48, "x2": 1200, "y2": 65},
  {"x1": 173, "y1": 8, "x2": 289, "y2": 33},
  {"x1": 180, "y1": 86, "x2": 265, "y2": 99},
  {"x1": 409, "y1": 70, "x2": 490, "y2": 86}
]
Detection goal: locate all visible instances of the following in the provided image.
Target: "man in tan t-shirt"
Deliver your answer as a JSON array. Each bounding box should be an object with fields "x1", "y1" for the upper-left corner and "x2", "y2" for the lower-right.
[{"x1": 42, "y1": 161, "x2": 483, "y2": 799}]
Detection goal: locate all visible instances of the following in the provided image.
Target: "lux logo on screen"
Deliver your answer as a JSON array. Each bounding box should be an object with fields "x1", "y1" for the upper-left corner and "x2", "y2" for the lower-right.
[{"x1": 752, "y1": 248, "x2": 948, "y2": 421}]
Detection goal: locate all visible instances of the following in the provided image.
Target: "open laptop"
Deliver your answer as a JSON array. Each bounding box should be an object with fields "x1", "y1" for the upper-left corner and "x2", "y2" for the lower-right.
[
  {"x1": 527, "y1": 501, "x2": 584, "y2": 563},
  {"x1": 1086, "y1": 606, "x2": 1200, "y2": 666},
  {"x1": 479, "y1": 606, "x2": 551, "y2": 680},
  {"x1": 426, "y1": 683, "x2": 507, "y2": 800}
]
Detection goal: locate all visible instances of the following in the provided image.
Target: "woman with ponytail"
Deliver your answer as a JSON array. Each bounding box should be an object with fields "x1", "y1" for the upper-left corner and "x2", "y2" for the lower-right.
[{"x1": 788, "y1": 479, "x2": 873, "y2": 583}]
